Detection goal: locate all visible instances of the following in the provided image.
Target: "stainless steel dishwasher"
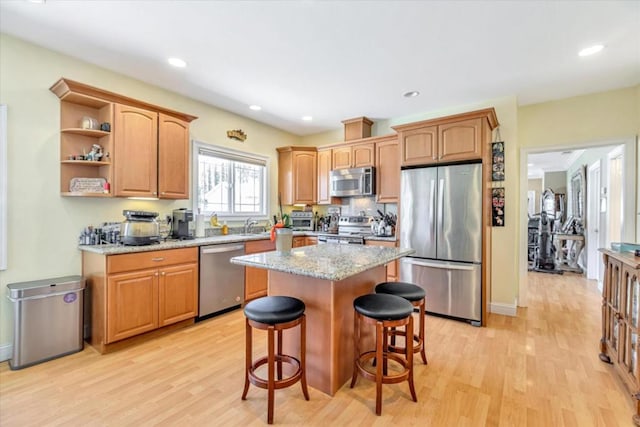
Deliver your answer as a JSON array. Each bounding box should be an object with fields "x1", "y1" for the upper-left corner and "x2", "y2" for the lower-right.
[{"x1": 198, "y1": 243, "x2": 245, "y2": 320}]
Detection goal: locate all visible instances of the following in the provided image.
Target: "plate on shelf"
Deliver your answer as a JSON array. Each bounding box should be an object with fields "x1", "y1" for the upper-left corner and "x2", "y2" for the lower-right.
[{"x1": 69, "y1": 177, "x2": 106, "y2": 193}]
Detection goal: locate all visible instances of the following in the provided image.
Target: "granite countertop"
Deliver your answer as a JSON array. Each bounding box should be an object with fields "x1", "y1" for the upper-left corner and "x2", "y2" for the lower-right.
[
  {"x1": 78, "y1": 231, "x2": 398, "y2": 255},
  {"x1": 230, "y1": 244, "x2": 414, "y2": 281}
]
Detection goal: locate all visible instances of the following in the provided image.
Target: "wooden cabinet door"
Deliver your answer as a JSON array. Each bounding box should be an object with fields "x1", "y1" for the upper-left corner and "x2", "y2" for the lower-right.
[
  {"x1": 158, "y1": 262, "x2": 198, "y2": 326},
  {"x1": 107, "y1": 269, "x2": 158, "y2": 343},
  {"x1": 245, "y1": 239, "x2": 276, "y2": 301},
  {"x1": 292, "y1": 236, "x2": 306, "y2": 248},
  {"x1": 158, "y1": 113, "x2": 189, "y2": 199},
  {"x1": 332, "y1": 147, "x2": 352, "y2": 169},
  {"x1": 293, "y1": 150, "x2": 317, "y2": 204},
  {"x1": 352, "y1": 143, "x2": 375, "y2": 168},
  {"x1": 604, "y1": 257, "x2": 623, "y2": 363},
  {"x1": 376, "y1": 138, "x2": 399, "y2": 203},
  {"x1": 620, "y1": 265, "x2": 639, "y2": 382},
  {"x1": 438, "y1": 118, "x2": 482, "y2": 162},
  {"x1": 305, "y1": 236, "x2": 318, "y2": 246},
  {"x1": 317, "y1": 148, "x2": 336, "y2": 205},
  {"x1": 400, "y1": 126, "x2": 438, "y2": 166},
  {"x1": 114, "y1": 104, "x2": 158, "y2": 197}
]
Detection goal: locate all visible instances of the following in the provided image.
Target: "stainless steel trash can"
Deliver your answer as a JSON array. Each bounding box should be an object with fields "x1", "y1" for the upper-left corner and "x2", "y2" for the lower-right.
[{"x1": 7, "y1": 275, "x2": 85, "y2": 370}]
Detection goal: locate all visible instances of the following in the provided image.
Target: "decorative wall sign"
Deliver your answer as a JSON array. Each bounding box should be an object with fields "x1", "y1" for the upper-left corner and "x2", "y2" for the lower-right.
[
  {"x1": 227, "y1": 129, "x2": 247, "y2": 142},
  {"x1": 491, "y1": 140, "x2": 505, "y2": 181},
  {"x1": 492, "y1": 187, "x2": 505, "y2": 227}
]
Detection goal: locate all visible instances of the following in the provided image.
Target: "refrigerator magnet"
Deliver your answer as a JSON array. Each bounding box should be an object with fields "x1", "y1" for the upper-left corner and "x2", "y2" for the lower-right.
[{"x1": 492, "y1": 187, "x2": 505, "y2": 227}]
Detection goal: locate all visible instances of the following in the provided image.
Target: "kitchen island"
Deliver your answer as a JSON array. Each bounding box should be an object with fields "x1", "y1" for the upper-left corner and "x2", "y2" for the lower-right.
[{"x1": 230, "y1": 244, "x2": 414, "y2": 396}]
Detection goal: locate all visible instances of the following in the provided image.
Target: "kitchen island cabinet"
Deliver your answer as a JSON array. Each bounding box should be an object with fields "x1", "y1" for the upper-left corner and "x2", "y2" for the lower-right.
[
  {"x1": 231, "y1": 244, "x2": 413, "y2": 396},
  {"x1": 83, "y1": 247, "x2": 198, "y2": 353},
  {"x1": 365, "y1": 239, "x2": 398, "y2": 281},
  {"x1": 244, "y1": 239, "x2": 276, "y2": 301}
]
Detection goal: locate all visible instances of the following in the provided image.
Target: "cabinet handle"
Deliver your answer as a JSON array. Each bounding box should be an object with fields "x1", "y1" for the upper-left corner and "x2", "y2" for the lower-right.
[
  {"x1": 161, "y1": 271, "x2": 166, "y2": 276},
  {"x1": 152, "y1": 257, "x2": 164, "y2": 262},
  {"x1": 154, "y1": 272, "x2": 159, "y2": 277}
]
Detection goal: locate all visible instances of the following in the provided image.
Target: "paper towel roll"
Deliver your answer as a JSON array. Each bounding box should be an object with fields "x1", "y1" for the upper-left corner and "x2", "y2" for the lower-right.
[{"x1": 195, "y1": 214, "x2": 205, "y2": 237}]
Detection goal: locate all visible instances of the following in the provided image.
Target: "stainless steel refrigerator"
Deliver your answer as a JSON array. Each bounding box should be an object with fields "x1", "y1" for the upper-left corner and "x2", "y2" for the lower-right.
[{"x1": 399, "y1": 163, "x2": 483, "y2": 325}]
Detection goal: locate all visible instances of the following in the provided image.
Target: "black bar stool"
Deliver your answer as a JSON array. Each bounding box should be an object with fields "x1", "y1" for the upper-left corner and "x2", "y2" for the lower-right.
[
  {"x1": 375, "y1": 281, "x2": 428, "y2": 364},
  {"x1": 350, "y1": 293, "x2": 417, "y2": 415},
  {"x1": 242, "y1": 296, "x2": 309, "y2": 424}
]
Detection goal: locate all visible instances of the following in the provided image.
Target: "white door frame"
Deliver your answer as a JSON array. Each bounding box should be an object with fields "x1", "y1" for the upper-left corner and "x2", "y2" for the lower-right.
[{"x1": 587, "y1": 160, "x2": 601, "y2": 281}]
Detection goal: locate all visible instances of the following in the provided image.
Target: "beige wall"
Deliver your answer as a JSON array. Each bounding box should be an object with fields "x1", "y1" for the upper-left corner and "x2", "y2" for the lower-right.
[
  {"x1": 528, "y1": 178, "x2": 542, "y2": 213},
  {"x1": 0, "y1": 34, "x2": 302, "y2": 349}
]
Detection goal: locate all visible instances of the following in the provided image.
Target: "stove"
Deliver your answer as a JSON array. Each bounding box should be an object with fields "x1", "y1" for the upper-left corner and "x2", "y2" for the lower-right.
[{"x1": 318, "y1": 216, "x2": 373, "y2": 245}]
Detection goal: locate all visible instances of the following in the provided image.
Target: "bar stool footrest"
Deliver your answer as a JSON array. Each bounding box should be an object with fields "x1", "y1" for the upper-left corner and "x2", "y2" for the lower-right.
[{"x1": 248, "y1": 355, "x2": 303, "y2": 390}]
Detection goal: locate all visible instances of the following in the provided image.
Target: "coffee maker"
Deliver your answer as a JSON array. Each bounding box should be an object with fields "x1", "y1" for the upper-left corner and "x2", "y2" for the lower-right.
[{"x1": 172, "y1": 208, "x2": 194, "y2": 240}]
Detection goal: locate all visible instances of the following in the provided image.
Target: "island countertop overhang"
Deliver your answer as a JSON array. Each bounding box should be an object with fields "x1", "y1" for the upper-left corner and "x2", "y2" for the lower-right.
[{"x1": 230, "y1": 244, "x2": 414, "y2": 282}]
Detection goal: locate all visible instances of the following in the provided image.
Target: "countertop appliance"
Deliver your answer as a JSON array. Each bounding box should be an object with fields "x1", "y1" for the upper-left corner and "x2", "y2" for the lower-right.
[
  {"x1": 172, "y1": 208, "x2": 194, "y2": 240},
  {"x1": 399, "y1": 163, "x2": 483, "y2": 326},
  {"x1": 198, "y1": 243, "x2": 246, "y2": 320},
  {"x1": 290, "y1": 211, "x2": 314, "y2": 230},
  {"x1": 318, "y1": 215, "x2": 373, "y2": 244},
  {"x1": 330, "y1": 167, "x2": 375, "y2": 197},
  {"x1": 121, "y1": 210, "x2": 160, "y2": 246}
]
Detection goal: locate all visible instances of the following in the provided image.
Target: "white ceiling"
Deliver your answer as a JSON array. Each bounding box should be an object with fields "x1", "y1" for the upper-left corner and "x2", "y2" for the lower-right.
[
  {"x1": 527, "y1": 149, "x2": 585, "y2": 179},
  {"x1": 1, "y1": 1, "x2": 638, "y2": 136}
]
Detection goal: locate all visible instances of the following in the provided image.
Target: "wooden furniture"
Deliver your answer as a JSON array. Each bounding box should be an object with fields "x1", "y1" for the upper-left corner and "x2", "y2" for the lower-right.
[
  {"x1": 373, "y1": 135, "x2": 399, "y2": 203},
  {"x1": 277, "y1": 146, "x2": 317, "y2": 205},
  {"x1": 231, "y1": 244, "x2": 413, "y2": 396},
  {"x1": 365, "y1": 240, "x2": 398, "y2": 281},
  {"x1": 342, "y1": 116, "x2": 373, "y2": 141},
  {"x1": 331, "y1": 141, "x2": 375, "y2": 169},
  {"x1": 375, "y1": 281, "x2": 428, "y2": 365},
  {"x1": 316, "y1": 147, "x2": 340, "y2": 205},
  {"x1": 82, "y1": 247, "x2": 198, "y2": 353},
  {"x1": 242, "y1": 296, "x2": 309, "y2": 424},
  {"x1": 392, "y1": 109, "x2": 497, "y2": 167},
  {"x1": 50, "y1": 78, "x2": 196, "y2": 198},
  {"x1": 293, "y1": 236, "x2": 317, "y2": 248},
  {"x1": 350, "y1": 293, "x2": 416, "y2": 415},
  {"x1": 600, "y1": 249, "x2": 640, "y2": 425},
  {"x1": 244, "y1": 239, "x2": 276, "y2": 301}
]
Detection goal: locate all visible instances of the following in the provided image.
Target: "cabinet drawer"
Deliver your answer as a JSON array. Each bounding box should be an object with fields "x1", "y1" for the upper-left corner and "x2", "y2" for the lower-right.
[
  {"x1": 108, "y1": 247, "x2": 198, "y2": 274},
  {"x1": 246, "y1": 239, "x2": 276, "y2": 254}
]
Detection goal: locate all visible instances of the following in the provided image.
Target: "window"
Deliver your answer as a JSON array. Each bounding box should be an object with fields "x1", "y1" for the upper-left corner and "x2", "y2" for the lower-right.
[{"x1": 192, "y1": 141, "x2": 268, "y2": 219}]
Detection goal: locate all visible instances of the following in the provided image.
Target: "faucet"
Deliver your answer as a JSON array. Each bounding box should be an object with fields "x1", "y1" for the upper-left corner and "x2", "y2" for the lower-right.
[{"x1": 244, "y1": 218, "x2": 258, "y2": 234}]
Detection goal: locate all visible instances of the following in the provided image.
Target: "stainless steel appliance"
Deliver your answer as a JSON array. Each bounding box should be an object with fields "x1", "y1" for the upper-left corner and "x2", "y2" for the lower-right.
[
  {"x1": 7, "y1": 276, "x2": 85, "y2": 370},
  {"x1": 198, "y1": 243, "x2": 245, "y2": 320},
  {"x1": 120, "y1": 210, "x2": 160, "y2": 246},
  {"x1": 172, "y1": 208, "x2": 194, "y2": 240},
  {"x1": 318, "y1": 215, "x2": 373, "y2": 244},
  {"x1": 290, "y1": 211, "x2": 314, "y2": 230},
  {"x1": 330, "y1": 167, "x2": 375, "y2": 197},
  {"x1": 400, "y1": 163, "x2": 483, "y2": 325}
]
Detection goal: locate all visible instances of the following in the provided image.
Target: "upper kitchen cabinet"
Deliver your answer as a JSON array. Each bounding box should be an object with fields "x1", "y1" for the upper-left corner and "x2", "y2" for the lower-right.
[
  {"x1": 114, "y1": 104, "x2": 158, "y2": 197},
  {"x1": 332, "y1": 142, "x2": 375, "y2": 169},
  {"x1": 158, "y1": 114, "x2": 190, "y2": 199},
  {"x1": 277, "y1": 146, "x2": 317, "y2": 205},
  {"x1": 317, "y1": 147, "x2": 341, "y2": 205},
  {"x1": 393, "y1": 108, "x2": 498, "y2": 167},
  {"x1": 50, "y1": 78, "x2": 197, "y2": 198},
  {"x1": 374, "y1": 135, "x2": 400, "y2": 203}
]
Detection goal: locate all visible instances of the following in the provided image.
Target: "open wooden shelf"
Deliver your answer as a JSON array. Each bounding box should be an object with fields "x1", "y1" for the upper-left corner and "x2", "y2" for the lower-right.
[{"x1": 61, "y1": 128, "x2": 111, "y2": 137}]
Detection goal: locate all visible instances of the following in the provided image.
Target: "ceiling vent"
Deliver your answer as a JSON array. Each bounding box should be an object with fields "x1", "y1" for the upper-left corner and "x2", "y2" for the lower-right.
[{"x1": 341, "y1": 117, "x2": 373, "y2": 141}]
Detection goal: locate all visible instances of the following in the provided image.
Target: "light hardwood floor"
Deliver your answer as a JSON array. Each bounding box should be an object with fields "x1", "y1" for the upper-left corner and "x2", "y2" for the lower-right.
[{"x1": 0, "y1": 272, "x2": 633, "y2": 426}]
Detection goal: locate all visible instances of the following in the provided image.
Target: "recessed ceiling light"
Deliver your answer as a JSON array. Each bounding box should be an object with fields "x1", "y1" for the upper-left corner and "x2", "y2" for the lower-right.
[
  {"x1": 167, "y1": 57, "x2": 187, "y2": 68},
  {"x1": 578, "y1": 44, "x2": 604, "y2": 57},
  {"x1": 302, "y1": 116, "x2": 313, "y2": 121},
  {"x1": 249, "y1": 105, "x2": 262, "y2": 111},
  {"x1": 403, "y1": 91, "x2": 420, "y2": 98}
]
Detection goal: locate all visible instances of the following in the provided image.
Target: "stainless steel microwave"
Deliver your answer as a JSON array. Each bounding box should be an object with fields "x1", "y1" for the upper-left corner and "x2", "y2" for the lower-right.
[{"x1": 330, "y1": 167, "x2": 375, "y2": 197}]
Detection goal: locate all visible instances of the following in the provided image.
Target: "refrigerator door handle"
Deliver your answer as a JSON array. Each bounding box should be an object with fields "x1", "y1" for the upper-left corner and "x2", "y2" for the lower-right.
[
  {"x1": 402, "y1": 258, "x2": 477, "y2": 271},
  {"x1": 430, "y1": 179, "x2": 436, "y2": 235},
  {"x1": 438, "y1": 178, "x2": 444, "y2": 228}
]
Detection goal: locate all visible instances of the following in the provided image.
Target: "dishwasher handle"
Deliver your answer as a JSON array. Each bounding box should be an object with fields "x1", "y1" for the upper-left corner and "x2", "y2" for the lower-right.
[{"x1": 201, "y1": 244, "x2": 245, "y2": 254}]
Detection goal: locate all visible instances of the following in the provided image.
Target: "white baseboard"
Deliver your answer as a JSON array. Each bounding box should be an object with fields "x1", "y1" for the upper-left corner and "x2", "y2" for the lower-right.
[
  {"x1": 489, "y1": 302, "x2": 517, "y2": 317},
  {"x1": 0, "y1": 343, "x2": 12, "y2": 362}
]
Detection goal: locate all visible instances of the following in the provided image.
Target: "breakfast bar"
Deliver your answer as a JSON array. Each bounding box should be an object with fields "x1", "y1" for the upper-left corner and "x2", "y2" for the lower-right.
[{"x1": 231, "y1": 244, "x2": 414, "y2": 396}]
